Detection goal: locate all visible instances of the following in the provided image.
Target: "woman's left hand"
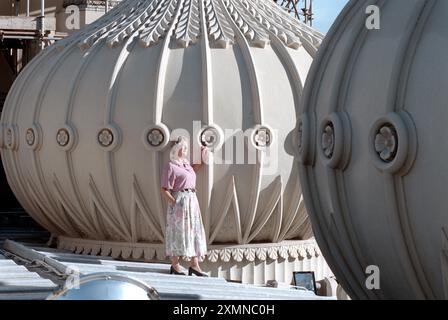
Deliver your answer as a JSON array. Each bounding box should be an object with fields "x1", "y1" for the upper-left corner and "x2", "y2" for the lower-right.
[
  {"x1": 192, "y1": 146, "x2": 207, "y2": 172},
  {"x1": 201, "y1": 146, "x2": 210, "y2": 164}
]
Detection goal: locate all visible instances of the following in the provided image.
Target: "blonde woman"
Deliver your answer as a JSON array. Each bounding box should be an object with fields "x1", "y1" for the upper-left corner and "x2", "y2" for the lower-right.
[{"x1": 160, "y1": 136, "x2": 208, "y2": 276}]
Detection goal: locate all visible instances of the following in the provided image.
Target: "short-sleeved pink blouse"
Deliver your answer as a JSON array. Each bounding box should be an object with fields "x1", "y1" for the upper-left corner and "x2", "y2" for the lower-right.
[{"x1": 161, "y1": 161, "x2": 196, "y2": 192}]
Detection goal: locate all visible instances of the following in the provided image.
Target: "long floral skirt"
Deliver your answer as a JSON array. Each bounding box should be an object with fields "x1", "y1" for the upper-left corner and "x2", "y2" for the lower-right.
[{"x1": 165, "y1": 191, "x2": 207, "y2": 258}]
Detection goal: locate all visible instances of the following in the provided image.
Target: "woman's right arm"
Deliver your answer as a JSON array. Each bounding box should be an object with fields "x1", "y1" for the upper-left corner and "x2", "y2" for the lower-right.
[{"x1": 161, "y1": 187, "x2": 176, "y2": 204}]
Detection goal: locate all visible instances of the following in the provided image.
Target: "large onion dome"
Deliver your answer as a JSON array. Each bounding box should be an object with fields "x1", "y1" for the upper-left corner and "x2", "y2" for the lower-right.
[
  {"x1": 1, "y1": 0, "x2": 324, "y2": 269},
  {"x1": 298, "y1": 0, "x2": 448, "y2": 299}
]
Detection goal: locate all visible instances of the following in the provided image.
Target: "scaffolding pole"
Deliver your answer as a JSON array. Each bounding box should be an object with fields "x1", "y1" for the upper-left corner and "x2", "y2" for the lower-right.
[
  {"x1": 40, "y1": 0, "x2": 45, "y2": 49},
  {"x1": 274, "y1": 0, "x2": 314, "y2": 26}
]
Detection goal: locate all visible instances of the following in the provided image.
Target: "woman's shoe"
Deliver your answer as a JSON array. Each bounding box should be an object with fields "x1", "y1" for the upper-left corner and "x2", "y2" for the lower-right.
[
  {"x1": 170, "y1": 265, "x2": 186, "y2": 275},
  {"x1": 188, "y1": 267, "x2": 209, "y2": 277}
]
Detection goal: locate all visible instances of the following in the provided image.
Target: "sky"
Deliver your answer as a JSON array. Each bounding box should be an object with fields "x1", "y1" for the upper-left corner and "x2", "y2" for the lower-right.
[{"x1": 311, "y1": 0, "x2": 349, "y2": 33}]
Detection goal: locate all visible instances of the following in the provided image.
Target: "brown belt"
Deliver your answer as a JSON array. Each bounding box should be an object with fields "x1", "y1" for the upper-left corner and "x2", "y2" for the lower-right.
[{"x1": 181, "y1": 188, "x2": 196, "y2": 193}]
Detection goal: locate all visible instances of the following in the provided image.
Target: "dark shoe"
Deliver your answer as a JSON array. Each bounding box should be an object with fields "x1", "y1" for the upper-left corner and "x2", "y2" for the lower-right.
[
  {"x1": 170, "y1": 265, "x2": 186, "y2": 275},
  {"x1": 188, "y1": 267, "x2": 209, "y2": 277}
]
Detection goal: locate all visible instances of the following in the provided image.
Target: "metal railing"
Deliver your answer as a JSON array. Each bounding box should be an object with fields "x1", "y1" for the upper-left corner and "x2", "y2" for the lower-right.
[{"x1": 63, "y1": 0, "x2": 122, "y2": 9}]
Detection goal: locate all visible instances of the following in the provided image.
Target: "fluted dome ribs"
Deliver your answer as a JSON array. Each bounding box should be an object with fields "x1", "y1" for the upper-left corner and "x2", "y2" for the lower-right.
[{"x1": 56, "y1": 0, "x2": 322, "y2": 51}]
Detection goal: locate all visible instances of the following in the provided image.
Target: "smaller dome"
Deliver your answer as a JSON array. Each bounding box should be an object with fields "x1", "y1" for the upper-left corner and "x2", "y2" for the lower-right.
[{"x1": 47, "y1": 272, "x2": 160, "y2": 300}]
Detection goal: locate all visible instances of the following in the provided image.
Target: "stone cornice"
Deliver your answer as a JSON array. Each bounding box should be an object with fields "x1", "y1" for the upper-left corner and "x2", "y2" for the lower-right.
[{"x1": 57, "y1": 236, "x2": 322, "y2": 262}]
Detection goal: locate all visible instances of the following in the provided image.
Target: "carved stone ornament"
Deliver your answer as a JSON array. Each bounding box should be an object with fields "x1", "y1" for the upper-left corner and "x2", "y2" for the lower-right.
[
  {"x1": 98, "y1": 128, "x2": 114, "y2": 147},
  {"x1": 147, "y1": 128, "x2": 165, "y2": 147},
  {"x1": 321, "y1": 123, "x2": 335, "y2": 159},
  {"x1": 5, "y1": 127, "x2": 14, "y2": 149},
  {"x1": 199, "y1": 125, "x2": 224, "y2": 151},
  {"x1": 374, "y1": 124, "x2": 398, "y2": 163},
  {"x1": 26, "y1": 128, "x2": 36, "y2": 147},
  {"x1": 56, "y1": 128, "x2": 70, "y2": 147}
]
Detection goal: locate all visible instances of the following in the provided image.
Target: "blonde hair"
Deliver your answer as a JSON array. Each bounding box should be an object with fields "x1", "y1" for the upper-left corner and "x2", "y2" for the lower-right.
[{"x1": 169, "y1": 136, "x2": 190, "y2": 165}]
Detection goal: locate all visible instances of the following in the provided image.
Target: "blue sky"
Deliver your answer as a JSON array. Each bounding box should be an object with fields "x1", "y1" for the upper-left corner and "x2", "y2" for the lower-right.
[{"x1": 311, "y1": 0, "x2": 349, "y2": 33}]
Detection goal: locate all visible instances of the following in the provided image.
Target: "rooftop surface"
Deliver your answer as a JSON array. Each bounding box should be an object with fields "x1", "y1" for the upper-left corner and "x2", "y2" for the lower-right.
[{"x1": 0, "y1": 239, "x2": 332, "y2": 300}]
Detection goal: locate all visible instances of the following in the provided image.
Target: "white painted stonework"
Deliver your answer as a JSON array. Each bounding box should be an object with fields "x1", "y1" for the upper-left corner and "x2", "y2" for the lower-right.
[
  {"x1": 1, "y1": 0, "x2": 329, "y2": 284},
  {"x1": 57, "y1": 236, "x2": 333, "y2": 285},
  {"x1": 298, "y1": 0, "x2": 448, "y2": 299}
]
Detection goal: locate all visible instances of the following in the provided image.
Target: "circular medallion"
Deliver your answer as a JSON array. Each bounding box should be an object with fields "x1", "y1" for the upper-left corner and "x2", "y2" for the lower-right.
[
  {"x1": 250, "y1": 125, "x2": 274, "y2": 150},
  {"x1": 142, "y1": 123, "x2": 170, "y2": 151},
  {"x1": 26, "y1": 128, "x2": 36, "y2": 147},
  {"x1": 147, "y1": 128, "x2": 165, "y2": 147},
  {"x1": 98, "y1": 128, "x2": 114, "y2": 147},
  {"x1": 57, "y1": 128, "x2": 70, "y2": 147},
  {"x1": 321, "y1": 123, "x2": 335, "y2": 159}
]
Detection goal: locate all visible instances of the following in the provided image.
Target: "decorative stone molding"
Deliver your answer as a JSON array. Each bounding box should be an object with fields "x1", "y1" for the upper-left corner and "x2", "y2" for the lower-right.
[
  {"x1": 56, "y1": 128, "x2": 70, "y2": 147},
  {"x1": 374, "y1": 125, "x2": 397, "y2": 162},
  {"x1": 197, "y1": 124, "x2": 224, "y2": 151},
  {"x1": 204, "y1": 0, "x2": 235, "y2": 48},
  {"x1": 97, "y1": 128, "x2": 114, "y2": 147},
  {"x1": 174, "y1": 0, "x2": 202, "y2": 48},
  {"x1": 5, "y1": 125, "x2": 18, "y2": 150},
  {"x1": 25, "y1": 124, "x2": 43, "y2": 150},
  {"x1": 58, "y1": 0, "x2": 323, "y2": 50},
  {"x1": 56, "y1": 125, "x2": 77, "y2": 151},
  {"x1": 318, "y1": 113, "x2": 351, "y2": 169},
  {"x1": 57, "y1": 236, "x2": 332, "y2": 285},
  {"x1": 142, "y1": 123, "x2": 171, "y2": 151},
  {"x1": 296, "y1": 114, "x2": 312, "y2": 165},
  {"x1": 321, "y1": 123, "x2": 335, "y2": 159},
  {"x1": 97, "y1": 124, "x2": 121, "y2": 152},
  {"x1": 147, "y1": 129, "x2": 164, "y2": 146},
  {"x1": 58, "y1": 236, "x2": 321, "y2": 262},
  {"x1": 25, "y1": 128, "x2": 36, "y2": 147},
  {"x1": 369, "y1": 112, "x2": 417, "y2": 175},
  {"x1": 249, "y1": 125, "x2": 274, "y2": 150},
  {"x1": 207, "y1": 241, "x2": 321, "y2": 262}
]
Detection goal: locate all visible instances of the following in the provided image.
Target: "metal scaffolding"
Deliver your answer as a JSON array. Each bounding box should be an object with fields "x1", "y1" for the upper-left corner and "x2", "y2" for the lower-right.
[{"x1": 274, "y1": 0, "x2": 314, "y2": 26}]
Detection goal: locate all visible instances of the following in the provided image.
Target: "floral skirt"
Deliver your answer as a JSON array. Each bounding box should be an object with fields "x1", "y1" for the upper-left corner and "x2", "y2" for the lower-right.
[{"x1": 165, "y1": 191, "x2": 207, "y2": 258}]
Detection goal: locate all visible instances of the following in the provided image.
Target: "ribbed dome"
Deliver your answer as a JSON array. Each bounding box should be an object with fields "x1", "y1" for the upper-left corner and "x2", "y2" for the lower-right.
[
  {"x1": 298, "y1": 0, "x2": 448, "y2": 299},
  {"x1": 1, "y1": 0, "x2": 323, "y2": 254}
]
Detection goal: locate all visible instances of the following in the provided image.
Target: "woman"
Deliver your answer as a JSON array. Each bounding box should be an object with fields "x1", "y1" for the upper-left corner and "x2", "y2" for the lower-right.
[{"x1": 160, "y1": 136, "x2": 208, "y2": 276}]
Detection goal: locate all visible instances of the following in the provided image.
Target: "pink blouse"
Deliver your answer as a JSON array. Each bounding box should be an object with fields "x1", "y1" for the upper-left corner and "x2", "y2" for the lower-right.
[{"x1": 161, "y1": 161, "x2": 196, "y2": 192}]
